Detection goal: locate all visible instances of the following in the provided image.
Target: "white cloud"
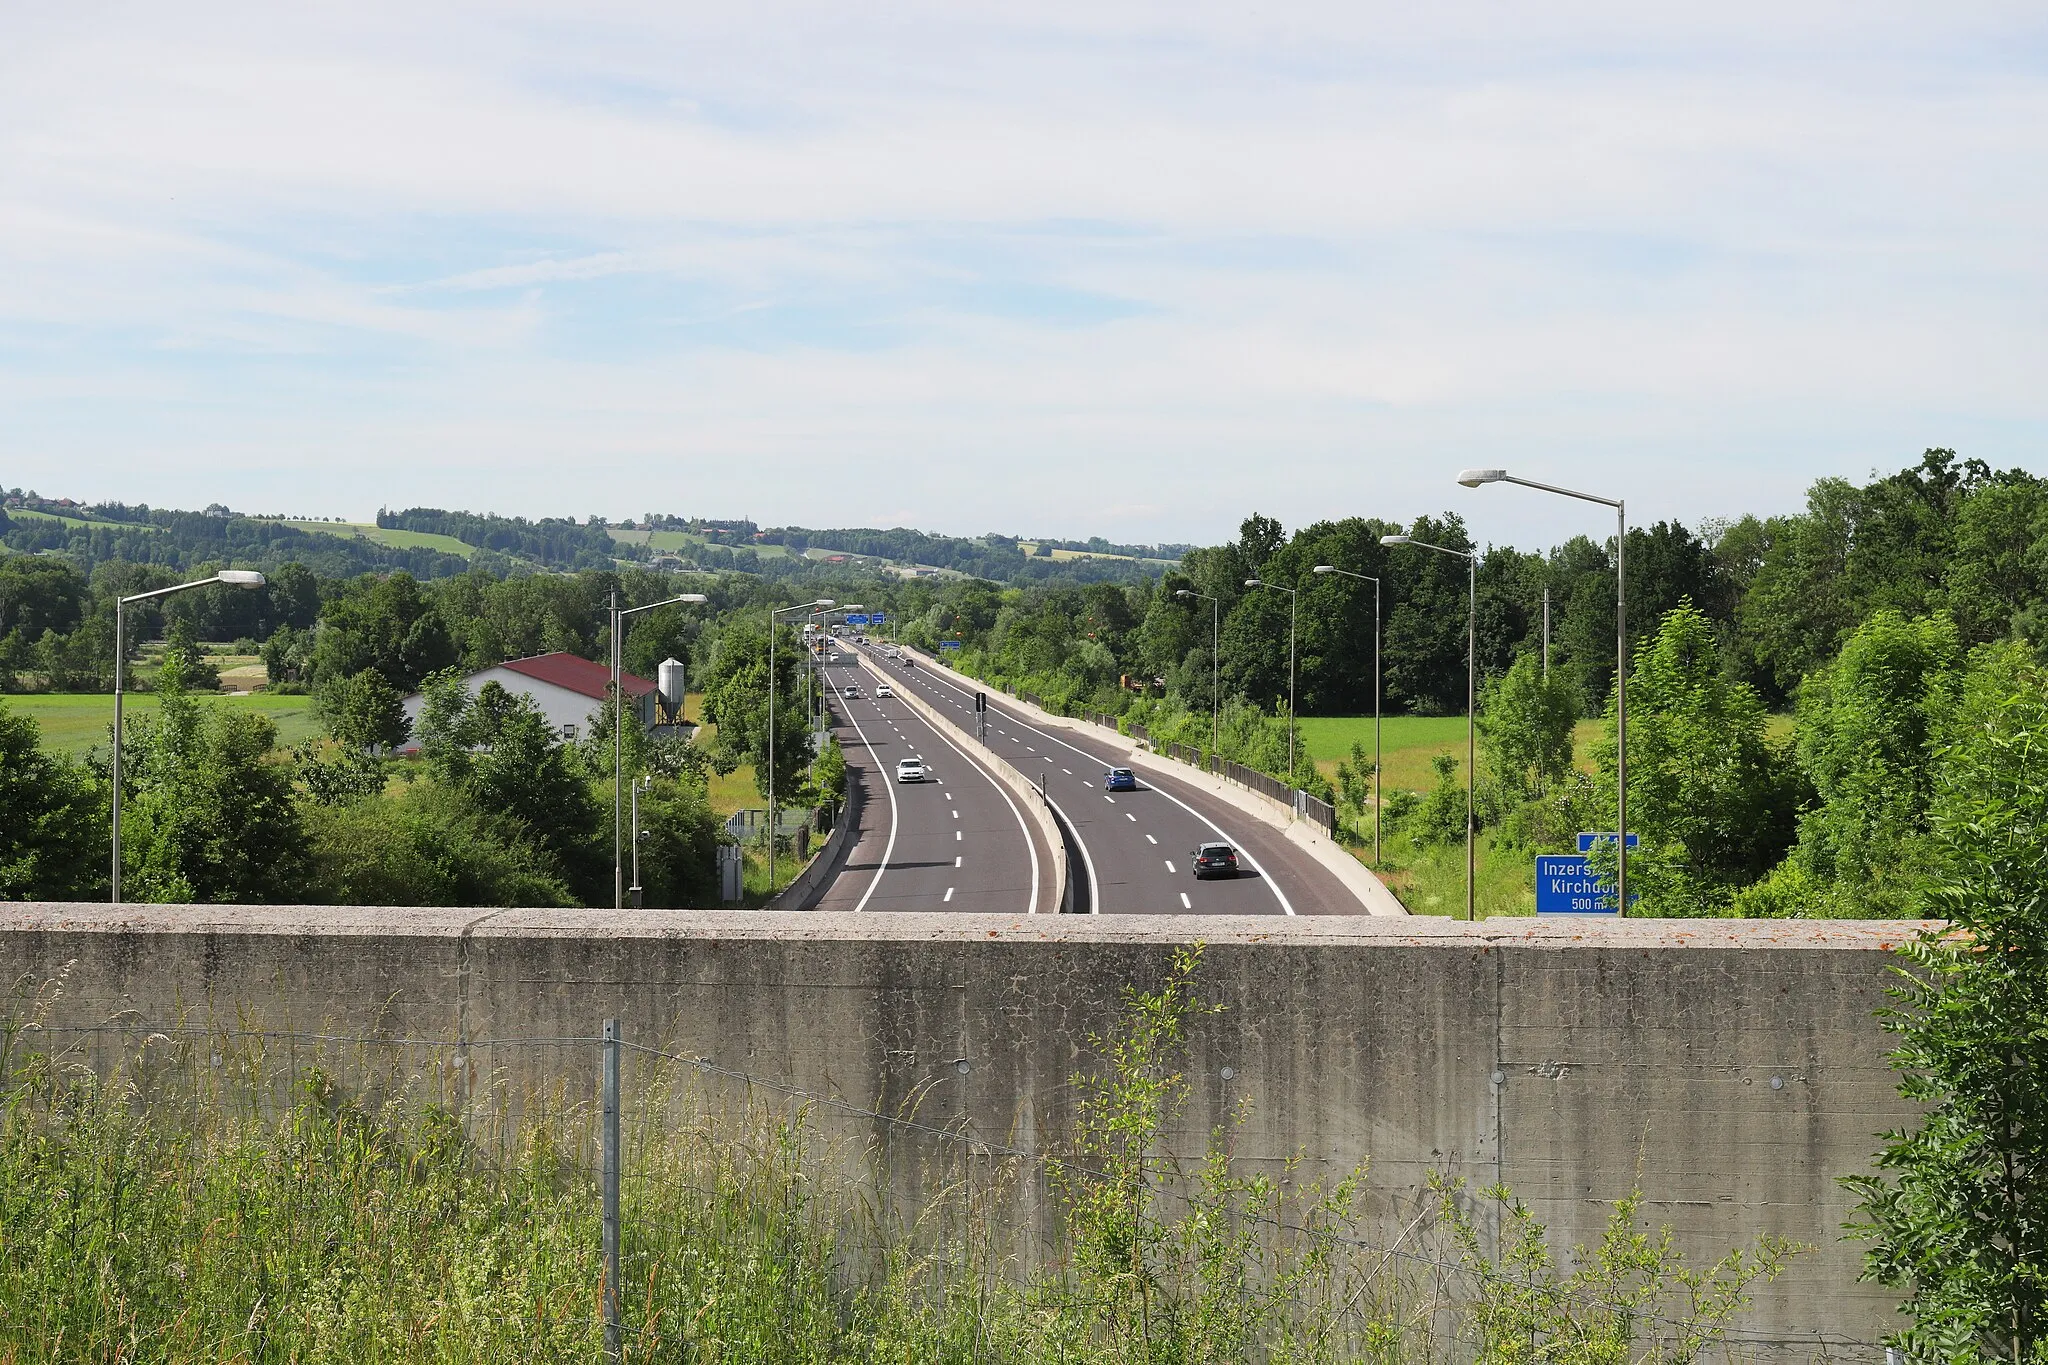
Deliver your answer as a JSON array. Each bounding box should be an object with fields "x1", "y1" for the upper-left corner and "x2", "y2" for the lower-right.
[{"x1": 0, "y1": 1, "x2": 2042, "y2": 546}]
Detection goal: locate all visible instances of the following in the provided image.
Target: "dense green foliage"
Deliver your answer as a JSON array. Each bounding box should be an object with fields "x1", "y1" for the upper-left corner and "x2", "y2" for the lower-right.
[
  {"x1": 378, "y1": 506, "x2": 630, "y2": 570},
  {"x1": 1845, "y1": 645, "x2": 2048, "y2": 1361}
]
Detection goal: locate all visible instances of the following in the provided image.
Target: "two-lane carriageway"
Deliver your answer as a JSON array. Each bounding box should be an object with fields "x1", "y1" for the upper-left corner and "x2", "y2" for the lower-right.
[
  {"x1": 812, "y1": 652, "x2": 1055, "y2": 915},
  {"x1": 866, "y1": 645, "x2": 1371, "y2": 917}
]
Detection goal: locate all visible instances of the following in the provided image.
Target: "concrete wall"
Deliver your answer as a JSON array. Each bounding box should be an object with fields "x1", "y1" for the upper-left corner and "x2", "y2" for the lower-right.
[{"x1": 0, "y1": 906, "x2": 1922, "y2": 1355}]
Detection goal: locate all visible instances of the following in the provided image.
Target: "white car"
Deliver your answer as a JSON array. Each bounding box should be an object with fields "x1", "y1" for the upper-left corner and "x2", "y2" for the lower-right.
[
  {"x1": 876, "y1": 684, "x2": 893, "y2": 698},
  {"x1": 894, "y1": 757, "x2": 926, "y2": 783}
]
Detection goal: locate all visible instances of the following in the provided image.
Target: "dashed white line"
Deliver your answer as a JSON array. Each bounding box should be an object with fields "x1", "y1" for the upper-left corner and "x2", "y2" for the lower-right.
[
  {"x1": 1165, "y1": 860, "x2": 1177, "y2": 873},
  {"x1": 1145, "y1": 833, "x2": 1157, "y2": 844},
  {"x1": 1061, "y1": 768, "x2": 1072, "y2": 775},
  {"x1": 1126, "y1": 812, "x2": 1137, "y2": 822},
  {"x1": 955, "y1": 830, "x2": 962, "y2": 841},
  {"x1": 951, "y1": 809, "x2": 959, "y2": 819},
  {"x1": 945, "y1": 887, "x2": 955, "y2": 903},
  {"x1": 955, "y1": 855, "x2": 962, "y2": 868},
  {"x1": 1179, "y1": 892, "x2": 1192, "y2": 909},
  {"x1": 1104, "y1": 795, "x2": 1116, "y2": 804}
]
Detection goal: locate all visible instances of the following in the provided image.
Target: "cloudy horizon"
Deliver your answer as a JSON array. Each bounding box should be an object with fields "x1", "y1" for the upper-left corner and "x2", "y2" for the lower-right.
[{"x1": 2, "y1": 2, "x2": 2042, "y2": 550}]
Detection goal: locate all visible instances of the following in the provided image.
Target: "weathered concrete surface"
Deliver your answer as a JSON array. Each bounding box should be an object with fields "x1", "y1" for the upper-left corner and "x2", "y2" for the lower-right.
[{"x1": 0, "y1": 906, "x2": 1923, "y2": 1352}]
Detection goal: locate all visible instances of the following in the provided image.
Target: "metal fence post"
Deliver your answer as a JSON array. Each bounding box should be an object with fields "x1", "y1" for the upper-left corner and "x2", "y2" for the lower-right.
[{"x1": 602, "y1": 1018, "x2": 622, "y2": 1361}]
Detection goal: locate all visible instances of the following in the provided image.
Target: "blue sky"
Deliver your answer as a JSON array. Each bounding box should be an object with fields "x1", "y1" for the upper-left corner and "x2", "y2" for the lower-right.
[{"x1": 2, "y1": 2, "x2": 2043, "y2": 548}]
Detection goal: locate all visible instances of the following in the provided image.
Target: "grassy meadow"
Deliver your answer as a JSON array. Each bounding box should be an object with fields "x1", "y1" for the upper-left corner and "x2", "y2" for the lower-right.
[
  {"x1": 9, "y1": 692, "x2": 321, "y2": 759},
  {"x1": 1298, "y1": 711, "x2": 1792, "y2": 917},
  {"x1": 273, "y1": 519, "x2": 479, "y2": 558}
]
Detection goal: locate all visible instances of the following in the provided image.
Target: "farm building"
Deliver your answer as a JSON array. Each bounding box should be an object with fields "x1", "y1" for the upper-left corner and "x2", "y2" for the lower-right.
[{"x1": 397, "y1": 652, "x2": 656, "y2": 753}]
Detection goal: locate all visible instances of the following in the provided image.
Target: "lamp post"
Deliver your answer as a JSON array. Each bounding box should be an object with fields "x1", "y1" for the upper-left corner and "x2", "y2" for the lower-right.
[
  {"x1": 1311, "y1": 565, "x2": 1382, "y2": 865},
  {"x1": 1243, "y1": 579, "x2": 1299, "y2": 780},
  {"x1": 768, "y1": 599, "x2": 834, "y2": 892},
  {"x1": 629, "y1": 774, "x2": 651, "y2": 908},
  {"x1": 612, "y1": 591, "x2": 709, "y2": 910},
  {"x1": 1173, "y1": 588, "x2": 1221, "y2": 758},
  {"x1": 1457, "y1": 468, "x2": 1628, "y2": 916},
  {"x1": 112, "y1": 569, "x2": 267, "y2": 904},
  {"x1": 1382, "y1": 533, "x2": 1477, "y2": 921}
]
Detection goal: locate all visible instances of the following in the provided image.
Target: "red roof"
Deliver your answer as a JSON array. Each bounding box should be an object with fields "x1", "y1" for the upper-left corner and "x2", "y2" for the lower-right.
[{"x1": 499, "y1": 652, "x2": 655, "y2": 701}]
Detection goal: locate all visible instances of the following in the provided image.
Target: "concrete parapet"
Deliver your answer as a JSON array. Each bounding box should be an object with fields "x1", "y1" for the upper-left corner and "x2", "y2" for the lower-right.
[{"x1": 0, "y1": 906, "x2": 1926, "y2": 1351}]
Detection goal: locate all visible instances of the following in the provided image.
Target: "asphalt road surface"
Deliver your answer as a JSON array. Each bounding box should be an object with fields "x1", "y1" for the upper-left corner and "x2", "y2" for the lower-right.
[
  {"x1": 860, "y1": 644, "x2": 1371, "y2": 917},
  {"x1": 811, "y1": 651, "x2": 1054, "y2": 915}
]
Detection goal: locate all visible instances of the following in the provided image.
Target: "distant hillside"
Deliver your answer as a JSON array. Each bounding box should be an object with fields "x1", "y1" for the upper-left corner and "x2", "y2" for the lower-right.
[
  {"x1": 1, "y1": 491, "x2": 1188, "y2": 586},
  {"x1": 0, "y1": 501, "x2": 472, "y2": 579}
]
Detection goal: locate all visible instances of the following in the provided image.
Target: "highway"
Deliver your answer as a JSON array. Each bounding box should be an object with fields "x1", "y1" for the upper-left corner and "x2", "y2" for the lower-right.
[
  {"x1": 811, "y1": 648, "x2": 1054, "y2": 915},
  {"x1": 861, "y1": 644, "x2": 1372, "y2": 917}
]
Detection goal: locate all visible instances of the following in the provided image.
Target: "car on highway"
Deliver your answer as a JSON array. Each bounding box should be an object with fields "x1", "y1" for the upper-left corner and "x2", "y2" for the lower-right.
[
  {"x1": 1191, "y1": 842, "x2": 1240, "y2": 879},
  {"x1": 842, "y1": 684, "x2": 863, "y2": 699},
  {"x1": 894, "y1": 757, "x2": 926, "y2": 783},
  {"x1": 876, "y1": 684, "x2": 893, "y2": 697},
  {"x1": 1104, "y1": 768, "x2": 1139, "y2": 791}
]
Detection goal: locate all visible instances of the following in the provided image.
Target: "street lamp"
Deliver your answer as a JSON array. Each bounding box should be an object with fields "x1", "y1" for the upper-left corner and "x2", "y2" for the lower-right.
[
  {"x1": 1173, "y1": 588, "x2": 1221, "y2": 758},
  {"x1": 1242, "y1": 579, "x2": 1298, "y2": 780},
  {"x1": 1311, "y1": 565, "x2": 1382, "y2": 866},
  {"x1": 111, "y1": 569, "x2": 267, "y2": 903},
  {"x1": 768, "y1": 599, "x2": 834, "y2": 893},
  {"x1": 1457, "y1": 467, "x2": 1628, "y2": 916},
  {"x1": 1381, "y1": 532, "x2": 1477, "y2": 922},
  {"x1": 612, "y1": 591, "x2": 710, "y2": 910}
]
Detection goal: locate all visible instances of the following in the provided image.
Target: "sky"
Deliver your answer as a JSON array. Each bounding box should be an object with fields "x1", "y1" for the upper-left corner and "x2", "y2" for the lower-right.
[{"x1": 2, "y1": 2, "x2": 2044, "y2": 551}]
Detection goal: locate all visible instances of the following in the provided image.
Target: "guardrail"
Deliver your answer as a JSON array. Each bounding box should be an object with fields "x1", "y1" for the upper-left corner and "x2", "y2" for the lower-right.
[
  {"x1": 868, "y1": 651, "x2": 1072, "y2": 915},
  {"x1": 897, "y1": 645, "x2": 1399, "y2": 916}
]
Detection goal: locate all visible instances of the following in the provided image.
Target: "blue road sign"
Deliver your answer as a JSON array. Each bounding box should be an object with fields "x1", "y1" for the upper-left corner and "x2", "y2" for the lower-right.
[
  {"x1": 844, "y1": 613, "x2": 870, "y2": 626},
  {"x1": 869, "y1": 612, "x2": 887, "y2": 624},
  {"x1": 939, "y1": 639, "x2": 963, "y2": 651},
  {"x1": 1534, "y1": 854, "x2": 1623, "y2": 914},
  {"x1": 1577, "y1": 831, "x2": 1641, "y2": 852}
]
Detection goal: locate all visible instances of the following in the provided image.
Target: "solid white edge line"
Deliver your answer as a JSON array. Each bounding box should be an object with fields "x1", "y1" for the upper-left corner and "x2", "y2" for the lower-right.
[
  {"x1": 833, "y1": 668, "x2": 899, "y2": 914},
  {"x1": 869, "y1": 647, "x2": 1043, "y2": 917},
  {"x1": 907, "y1": 654, "x2": 1296, "y2": 916}
]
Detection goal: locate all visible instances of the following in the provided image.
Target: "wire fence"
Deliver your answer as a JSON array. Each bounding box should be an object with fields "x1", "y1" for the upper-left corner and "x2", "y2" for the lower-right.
[{"x1": 0, "y1": 1014, "x2": 1886, "y2": 1362}]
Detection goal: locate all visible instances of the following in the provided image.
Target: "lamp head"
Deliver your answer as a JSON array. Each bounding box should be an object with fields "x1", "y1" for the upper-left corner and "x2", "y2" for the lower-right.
[
  {"x1": 1312, "y1": 565, "x2": 1336, "y2": 575},
  {"x1": 1456, "y1": 468, "x2": 1507, "y2": 488},
  {"x1": 217, "y1": 570, "x2": 267, "y2": 588},
  {"x1": 813, "y1": 598, "x2": 836, "y2": 608},
  {"x1": 675, "y1": 593, "x2": 709, "y2": 604},
  {"x1": 1174, "y1": 589, "x2": 1193, "y2": 598},
  {"x1": 1380, "y1": 535, "x2": 1411, "y2": 547},
  {"x1": 1244, "y1": 578, "x2": 1262, "y2": 588}
]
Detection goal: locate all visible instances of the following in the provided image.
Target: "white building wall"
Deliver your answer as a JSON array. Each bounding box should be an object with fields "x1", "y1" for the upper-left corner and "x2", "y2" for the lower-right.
[{"x1": 399, "y1": 666, "x2": 653, "y2": 750}]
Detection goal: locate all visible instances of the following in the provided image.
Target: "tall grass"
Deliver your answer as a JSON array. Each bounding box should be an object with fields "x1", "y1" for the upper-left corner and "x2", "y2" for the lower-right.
[{"x1": 0, "y1": 956, "x2": 1795, "y2": 1362}]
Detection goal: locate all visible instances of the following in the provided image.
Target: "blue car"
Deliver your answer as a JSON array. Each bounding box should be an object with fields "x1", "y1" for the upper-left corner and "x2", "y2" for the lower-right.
[{"x1": 1104, "y1": 768, "x2": 1138, "y2": 792}]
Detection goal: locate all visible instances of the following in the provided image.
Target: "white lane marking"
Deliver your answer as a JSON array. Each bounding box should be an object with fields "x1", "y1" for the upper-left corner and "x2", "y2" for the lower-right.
[
  {"x1": 1104, "y1": 795, "x2": 1116, "y2": 803},
  {"x1": 1165, "y1": 860, "x2": 1177, "y2": 873},
  {"x1": 1126, "y1": 812, "x2": 1136, "y2": 822},
  {"x1": 1145, "y1": 834, "x2": 1157, "y2": 845},
  {"x1": 945, "y1": 887, "x2": 954, "y2": 903},
  {"x1": 1061, "y1": 768, "x2": 1072, "y2": 775},
  {"x1": 883, "y1": 662, "x2": 1045, "y2": 918},
  {"x1": 951, "y1": 809, "x2": 959, "y2": 819},
  {"x1": 836, "y1": 678, "x2": 900, "y2": 915},
  {"x1": 1180, "y1": 892, "x2": 1192, "y2": 909},
  {"x1": 905, "y1": 652, "x2": 1295, "y2": 915},
  {"x1": 955, "y1": 855, "x2": 962, "y2": 868}
]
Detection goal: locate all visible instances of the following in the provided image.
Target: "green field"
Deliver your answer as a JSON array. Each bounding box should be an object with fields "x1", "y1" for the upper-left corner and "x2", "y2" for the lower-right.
[
  {"x1": 272, "y1": 520, "x2": 479, "y2": 558},
  {"x1": 3, "y1": 693, "x2": 319, "y2": 758},
  {"x1": 7, "y1": 507, "x2": 137, "y2": 531}
]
